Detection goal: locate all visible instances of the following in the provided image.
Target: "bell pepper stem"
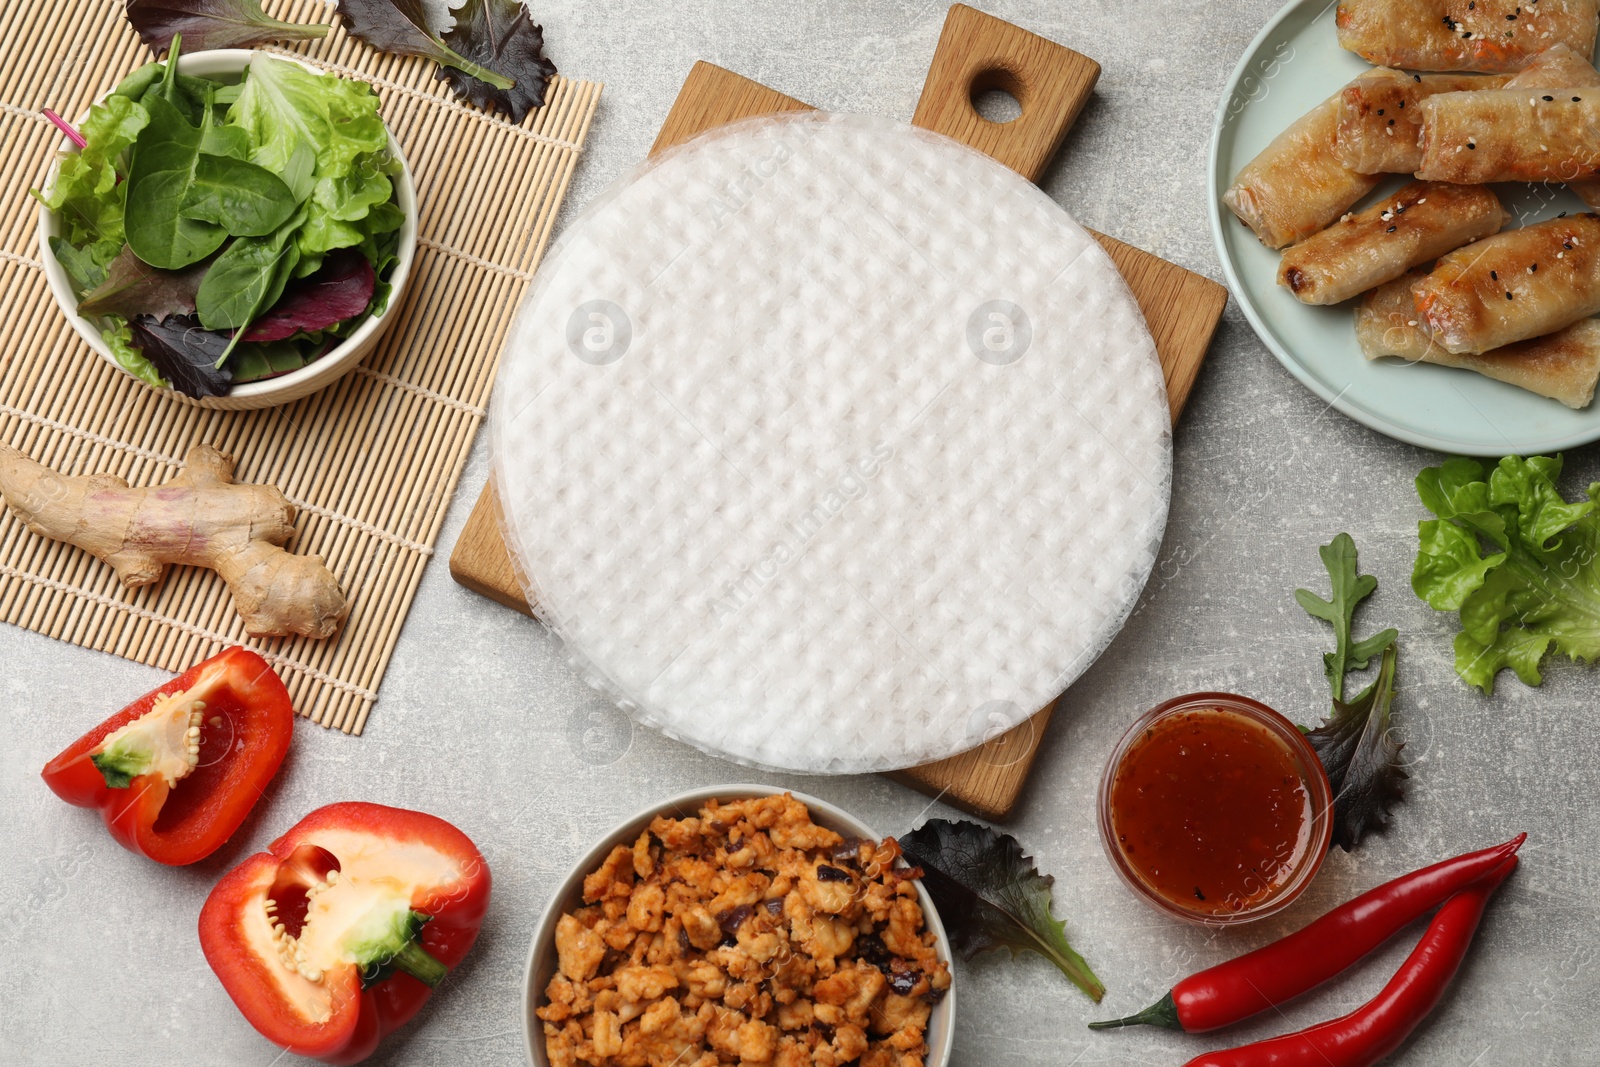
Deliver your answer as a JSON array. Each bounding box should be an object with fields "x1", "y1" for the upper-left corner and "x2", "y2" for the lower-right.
[
  {"x1": 1087, "y1": 990, "x2": 1181, "y2": 1031},
  {"x1": 390, "y1": 940, "x2": 448, "y2": 988}
]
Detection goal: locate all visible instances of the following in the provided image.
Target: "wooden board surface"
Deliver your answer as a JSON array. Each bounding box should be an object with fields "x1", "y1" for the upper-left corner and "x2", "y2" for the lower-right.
[{"x1": 451, "y1": 5, "x2": 1227, "y2": 819}]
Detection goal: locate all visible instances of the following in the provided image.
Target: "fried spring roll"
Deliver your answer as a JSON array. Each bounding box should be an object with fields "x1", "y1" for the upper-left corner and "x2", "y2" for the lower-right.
[
  {"x1": 1417, "y1": 88, "x2": 1600, "y2": 183},
  {"x1": 1357, "y1": 272, "x2": 1600, "y2": 407},
  {"x1": 1335, "y1": 69, "x2": 1508, "y2": 173},
  {"x1": 1225, "y1": 90, "x2": 1382, "y2": 249},
  {"x1": 1278, "y1": 182, "x2": 1507, "y2": 304},
  {"x1": 1413, "y1": 213, "x2": 1600, "y2": 353},
  {"x1": 1336, "y1": 0, "x2": 1600, "y2": 73},
  {"x1": 1504, "y1": 42, "x2": 1600, "y2": 206}
]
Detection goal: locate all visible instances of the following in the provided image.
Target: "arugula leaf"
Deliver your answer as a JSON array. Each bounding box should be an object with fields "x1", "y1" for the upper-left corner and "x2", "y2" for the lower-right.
[
  {"x1": 77, "y1": 245, "x2": 210, "y2": 320},
  {"x1": 125, "y1": 0, "x2": 330, "y2": 52},
  {"x1": 1296, "y1": 532, "x2": 1405, "y2": 851},
  {"x1": 1305, "y1": 645, "x2": 1408, "y2": 851},
  {"x1": 126, "y1": 315, "x2": 232, "y2": 397},
  {"x1": 1295, "y1": 533, "x2": 1399, "y2": 701},
  {"x1": 243, "y1": 248, "x2": 375, "y2": 341},
  {"x1": 1413, "y1": 454, "x2": 1600, "y2": 692},
  {"x1": 438, "y1": 0, "x2": 556, "y2": 122},
  {"x1": 336, "y1": 0, "x2": 514, "y2": 94},
  {"x1": 900, "y1": 819, "x2": 1104, "y2": 1002},
  {"x1": 102, "y1": 316, "x2": 170, "y2": 389}
]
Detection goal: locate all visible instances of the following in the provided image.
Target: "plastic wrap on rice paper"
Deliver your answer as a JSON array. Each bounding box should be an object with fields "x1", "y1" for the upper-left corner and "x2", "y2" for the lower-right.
[{"x1": 490, "y1": 111, "x2": 1171, "y2": 773}]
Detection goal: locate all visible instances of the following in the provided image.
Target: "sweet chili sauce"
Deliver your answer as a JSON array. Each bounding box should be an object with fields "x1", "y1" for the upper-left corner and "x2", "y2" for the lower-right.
[{"x1": 1107, "y1": 704, "x2": 1317, "y2": 918}]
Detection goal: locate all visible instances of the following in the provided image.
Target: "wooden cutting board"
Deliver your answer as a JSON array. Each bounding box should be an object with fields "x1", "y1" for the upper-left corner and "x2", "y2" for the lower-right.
[{"x1": 451, "y1": 4, "x2": 1226, "y2": 819}]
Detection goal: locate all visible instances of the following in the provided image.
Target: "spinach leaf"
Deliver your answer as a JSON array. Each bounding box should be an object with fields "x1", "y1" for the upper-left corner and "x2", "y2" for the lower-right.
[
  {"x1": 77, "y1": 245, "x2": 209, "y2": 320},
  {"x1": 229, "y1": 340, "x2": 317, "y2": 383},
  {"x1": 900, "y1": 819, "x2": 1104, "y2": 1002},
  {"x1": 125, "y1": 0, "x2": 330, "y2": 52},
  {"x1": 196, "y1": 210, "x2": 305, "y2": 353},
  {"x1": 125, "y1": 94, "x2": 229, "y2": 269},
  {"x1": 126, "y1": 314, "x2": 232, "y2": 397},
  {"x1": 180, "y1": 152, "x2": 297, "y2": 235}
]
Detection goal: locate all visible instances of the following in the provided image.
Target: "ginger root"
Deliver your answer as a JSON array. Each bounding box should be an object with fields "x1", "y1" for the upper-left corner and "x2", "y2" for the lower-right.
[{"x1": 0, "y1": 443, "x2": 348, "y2": 639}]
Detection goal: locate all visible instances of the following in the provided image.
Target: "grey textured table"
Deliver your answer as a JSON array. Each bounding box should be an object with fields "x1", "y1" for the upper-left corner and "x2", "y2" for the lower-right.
[{"x1": 5, "y1": 1, "x2": 1598, "y2": 1064}]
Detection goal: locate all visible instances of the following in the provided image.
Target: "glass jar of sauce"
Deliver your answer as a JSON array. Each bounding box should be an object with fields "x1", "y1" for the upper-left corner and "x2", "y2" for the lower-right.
[{"x1": 1097, "y1": 693, "x2": 1333, "y2": 925}]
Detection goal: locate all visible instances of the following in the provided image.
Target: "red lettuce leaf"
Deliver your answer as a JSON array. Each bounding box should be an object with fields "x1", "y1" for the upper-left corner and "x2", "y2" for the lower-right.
[
  {"x1": 899, "y1": 819, "x2": 1105, "y2": 1002},
  {"x1": 242, "y1": 248, "x2": 375, "y2": 342},
  {"x1": 127, "y1": 315, "x2": 233, "y2": 398},
  {"x1": 78, "y1": 245, "x2": 209, "y2": 321},
  {"x1": 125, "y1": 0, "x2": 330, "y2": 52},
  {"x1": 438, "y1": 0, "x2": 556, "y2": 122}
]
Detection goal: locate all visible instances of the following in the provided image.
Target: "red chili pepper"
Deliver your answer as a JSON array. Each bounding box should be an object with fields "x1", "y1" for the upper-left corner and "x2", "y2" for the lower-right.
[
  {"x1": 1181, "y1": 856, "x2": 1516, "y2": 1067},
  {"x1": 1089, "y1": 834, "x2": 1524, "y2": 1033},
  {"x1": 40, "y1": 647, "x2": 294, "y2": 866},
  {"x1": 199, "y1": 802, "x2": 491, "y2": 1065}
]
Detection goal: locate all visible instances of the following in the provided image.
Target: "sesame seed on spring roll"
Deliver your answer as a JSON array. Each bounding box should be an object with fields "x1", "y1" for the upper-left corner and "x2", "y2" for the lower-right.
[
  {"x1": 1335, "y1": 69, "x2": 1508, "y2": 174},
  {"x1": 1412, "y1": 213, "x2": 1600, "y2": 354},
  {"x1": 1279, "y1": 182, "x2": 1507, "y2": 304},
  {"x1": 1336, "y1": 0, "x2": 1599, "y2": 73},
  {"x1": 1225, "y1": 89, "x2": 1382, "y2": 249},
  {"x1": 1357, "y1": 271, "x2": 1600, "y2": 408}
]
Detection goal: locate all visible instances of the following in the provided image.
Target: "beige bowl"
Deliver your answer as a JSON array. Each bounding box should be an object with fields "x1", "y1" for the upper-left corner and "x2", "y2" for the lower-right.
[
  {"x1": 522, "y1": 785, "x2": 956, "y2": 1067},
  {"x1": 37, "y1": 49, "x2": 417, "y2": 410}
]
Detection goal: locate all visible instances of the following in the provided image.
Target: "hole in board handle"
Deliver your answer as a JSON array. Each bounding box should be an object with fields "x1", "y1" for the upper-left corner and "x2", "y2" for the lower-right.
[{"x1": 969, "y1": 67, "x2": 1026, "y2": 125}]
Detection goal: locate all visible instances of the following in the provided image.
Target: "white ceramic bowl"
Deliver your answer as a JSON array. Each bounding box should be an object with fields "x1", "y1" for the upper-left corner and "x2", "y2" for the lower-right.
[
  {"x1": 522, "y1": 785, "x2": 956, "y2": 1067},
  {"x1": 37, "y1": 49, "x2": 417, "y2": 410}
]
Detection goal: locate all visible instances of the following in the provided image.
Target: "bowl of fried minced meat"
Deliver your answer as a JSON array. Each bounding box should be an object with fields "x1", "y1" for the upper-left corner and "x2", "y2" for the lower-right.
[{"x1": 526, "y1": 789, "x2": 955, "y2": 1067}]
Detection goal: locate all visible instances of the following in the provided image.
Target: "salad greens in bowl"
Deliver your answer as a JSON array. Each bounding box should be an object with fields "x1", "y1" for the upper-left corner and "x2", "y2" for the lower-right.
[{"x1": 36, "y1": 36, "x2": 417, "y2": 409}]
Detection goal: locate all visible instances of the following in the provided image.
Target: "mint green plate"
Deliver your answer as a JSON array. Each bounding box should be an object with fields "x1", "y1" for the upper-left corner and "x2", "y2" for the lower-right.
[{"x1": 1209, "y1": 0, "x2": 1599, "y2": 456}]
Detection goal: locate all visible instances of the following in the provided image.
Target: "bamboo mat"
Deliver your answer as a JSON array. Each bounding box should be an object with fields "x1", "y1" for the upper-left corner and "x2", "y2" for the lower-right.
[{"x1": 0, "y1": 0, "x2": 601, "y2": 733}]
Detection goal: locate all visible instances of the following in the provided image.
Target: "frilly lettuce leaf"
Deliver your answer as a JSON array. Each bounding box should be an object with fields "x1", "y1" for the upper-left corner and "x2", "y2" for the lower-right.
[
  {"x1": 102, "y1": 316, "x2": 170, "y2": 390},
  {"x1": 225, "y1": 54, "x2": 397, "y2": 273},
  {"x1": 34, "y1": 95, "x2": 149, "y2": 263},
  {"x1": 1413, "y1": 455, "x2": 1600, "y2": 692},
  {"x1": 227, "y1": 54, "x2": 388, "y2": 176}
]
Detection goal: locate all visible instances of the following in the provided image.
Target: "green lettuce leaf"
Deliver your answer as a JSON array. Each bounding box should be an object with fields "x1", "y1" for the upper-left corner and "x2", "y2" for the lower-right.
[
  {"x1": 900, "y1": 819, "x2": 1104, "y2": 1002},
  {"x1": 224, "y1": 54, "x2": 397, "y2": 272},
  {"x1": 34, "y1": 94, "x2": 150, "y2": 260},
  {"x1": 1412, "y1": 455, "x2": 1600, "y2": 692},
  {"x1": 226, "y1": 54, "x2": 387, "y2": 177}
]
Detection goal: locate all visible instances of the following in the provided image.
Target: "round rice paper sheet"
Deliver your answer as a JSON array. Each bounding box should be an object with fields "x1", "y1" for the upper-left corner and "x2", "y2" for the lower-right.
[{"x1": 492, "y1": 111, "x2": 1171, "y2": 773}]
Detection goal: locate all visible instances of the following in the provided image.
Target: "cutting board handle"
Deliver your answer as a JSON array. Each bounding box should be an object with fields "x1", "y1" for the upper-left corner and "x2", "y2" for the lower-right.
[{"x1": 911, "y1": 4, "x2": 1100, "y2": 183}]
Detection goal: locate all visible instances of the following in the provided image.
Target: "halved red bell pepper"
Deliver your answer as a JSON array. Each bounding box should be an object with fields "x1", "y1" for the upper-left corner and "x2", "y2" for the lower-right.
[
  {"x1": 41, "y1": 647, "x2": 294, "y2": 865},
  {"x1": 199, "y1": 802, "x2": 491, "y2": 1065}
]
